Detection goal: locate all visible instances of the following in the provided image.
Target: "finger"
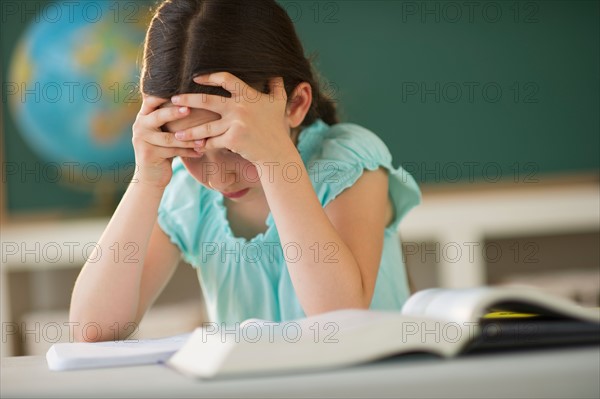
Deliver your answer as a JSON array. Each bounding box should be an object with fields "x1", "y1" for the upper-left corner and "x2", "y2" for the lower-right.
[
  {"x1": 193, "y1": 71, "x2": 247, "y2": 97},
  {"x1": 144, "y1": 132, "x2": 200, "y2": 149},
  {"x1": 203, "y1": 133, "x2": 233, "y2": 153},
  {"x1": 139, "y1": 95, "x2": 170, "y2": 116},
  {"x1": 143, "y1": 105, "x2": 190, "y2": 129},
  {"x1": 170, "y1": 92, "x2": 228, "y2": 114},
  {"x1": 153, "y1": 146, "x2": 205, "y2": 160},
  {"x1": 173, "y1": 118, "x2": 228, "y2": 141}
]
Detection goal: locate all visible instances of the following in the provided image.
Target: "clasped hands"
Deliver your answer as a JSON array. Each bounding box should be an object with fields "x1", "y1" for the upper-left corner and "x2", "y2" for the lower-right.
[{"x1": 165, "y1": 72, "x2": 292, "y2": 163}]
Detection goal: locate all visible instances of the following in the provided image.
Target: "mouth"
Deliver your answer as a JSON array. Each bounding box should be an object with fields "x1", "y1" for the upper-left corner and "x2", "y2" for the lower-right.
[{"x1": 221, "y1": 188, "x2": 250, "y2": 199}]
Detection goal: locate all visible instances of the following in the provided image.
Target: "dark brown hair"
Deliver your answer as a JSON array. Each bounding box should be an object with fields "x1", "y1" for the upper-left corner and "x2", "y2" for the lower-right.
[{"x1": 140, "y1": 0, "x2": 338, "y2": 126}]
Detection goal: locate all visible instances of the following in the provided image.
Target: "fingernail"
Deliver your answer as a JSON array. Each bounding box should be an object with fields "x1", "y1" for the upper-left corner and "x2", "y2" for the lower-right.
[
  {"x1": 175, "y1": 132, "x2": 184, "y2": 139},
  {"x1": 171, "y1": 96, "x2": 180, "y2": 104},
  {"x1": 178, "y1": 107, "x2": 187, "y2": 114},
  {"x1": 194, "y1": 139, "x2": 204, "y2": 147},
  {"x1": 194, "y1": 147, "x2": 203, "y2": 153}
]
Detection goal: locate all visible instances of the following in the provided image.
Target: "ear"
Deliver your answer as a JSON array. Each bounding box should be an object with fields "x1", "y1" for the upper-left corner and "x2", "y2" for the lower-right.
[{"x1": 285, "y1": 82, "x2": 312, "y2": 129}]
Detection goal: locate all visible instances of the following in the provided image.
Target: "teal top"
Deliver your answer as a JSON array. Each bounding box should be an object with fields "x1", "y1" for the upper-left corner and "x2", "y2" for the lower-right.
[{"x1": 157, "y1": 119, "x2": 421, "y2": 325}]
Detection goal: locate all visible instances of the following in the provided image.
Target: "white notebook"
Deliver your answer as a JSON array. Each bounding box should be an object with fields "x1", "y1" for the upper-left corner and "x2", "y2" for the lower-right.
[{"x1": 46, "y1": 332, "x2": 191, "y2": 371}]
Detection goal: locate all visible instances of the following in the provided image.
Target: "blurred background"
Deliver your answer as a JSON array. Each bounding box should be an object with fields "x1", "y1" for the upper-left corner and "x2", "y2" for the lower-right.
[{"x1": 1, "y1": 0, "x2": 598, "y2": 356}]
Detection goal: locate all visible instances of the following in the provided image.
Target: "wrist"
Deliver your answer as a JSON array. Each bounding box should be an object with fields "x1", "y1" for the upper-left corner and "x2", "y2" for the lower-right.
[
  {"x1": 129, "y1": 171, "x2": 169, "y2": 196},
  {"x1": 256, "y1": 144, "x2": 306, "y2": 187},
  {"x1": 255, "y1": 137, "x2": 299, "y2": 166}
]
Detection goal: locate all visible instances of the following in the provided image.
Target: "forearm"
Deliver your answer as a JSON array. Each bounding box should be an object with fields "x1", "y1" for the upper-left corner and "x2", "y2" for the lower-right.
[
  {"x1": 69, "y1": 177, "x2": 164, "y2": 341},
  {"x1": 258, "y1": 145, "x2": 367, "y2": 315}
]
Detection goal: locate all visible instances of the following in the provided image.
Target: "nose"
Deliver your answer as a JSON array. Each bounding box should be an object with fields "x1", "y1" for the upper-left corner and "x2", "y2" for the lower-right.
[
  {"x1": 194, "y1": 149, "x2": 244, "y2": 192},
  {"x1": 206, "y1": 169, "x2": 238, "y2": 192}
]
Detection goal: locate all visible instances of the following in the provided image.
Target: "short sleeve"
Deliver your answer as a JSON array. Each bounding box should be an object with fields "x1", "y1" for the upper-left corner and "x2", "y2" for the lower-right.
[
  {"x1": 157, "y1": 157, "x2": 204, "y2": 264},
  {"x1": 306, "y1": 123, "x2": 421, "y2": 231}
]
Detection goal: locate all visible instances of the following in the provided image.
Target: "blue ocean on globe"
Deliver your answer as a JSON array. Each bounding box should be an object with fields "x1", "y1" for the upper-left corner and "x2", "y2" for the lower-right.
[{"x1": 8, "y1": 0, "x2": 150, "y2": 171}]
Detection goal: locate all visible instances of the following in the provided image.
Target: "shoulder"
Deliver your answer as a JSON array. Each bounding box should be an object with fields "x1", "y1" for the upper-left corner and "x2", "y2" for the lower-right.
[
  {"x1": 302, "y1": 120, "x2": 421, "y2": 229},
  {"x1": 301, "y1": 122, "x2": 394, "y2": 207},
  {"x1": 324, "y1": 122, "x2": 386, "y2": 145},
  {"x1": 317, "y1": 122, "x2": 393, "y2": 166}
]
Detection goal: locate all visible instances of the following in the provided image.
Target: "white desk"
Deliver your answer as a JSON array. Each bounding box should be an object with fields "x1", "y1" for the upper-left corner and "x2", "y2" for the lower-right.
[{"x1": 1, "y1": 345, "x2": 599, "y2": 398}]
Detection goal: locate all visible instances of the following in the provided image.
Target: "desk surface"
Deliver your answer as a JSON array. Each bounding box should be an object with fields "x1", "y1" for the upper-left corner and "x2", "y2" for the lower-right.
[{"x1": 2, "y1": 346, "x2": 599, "y2": 398}]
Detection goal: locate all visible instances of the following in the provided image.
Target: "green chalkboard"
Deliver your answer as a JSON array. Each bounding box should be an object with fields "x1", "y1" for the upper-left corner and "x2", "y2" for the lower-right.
[
  {"x1": 287, "y1": 0, "x2": 599, "y2": 184},
  {"x1": 2, "y1": 0, "x2": 599, "y2": 216}
]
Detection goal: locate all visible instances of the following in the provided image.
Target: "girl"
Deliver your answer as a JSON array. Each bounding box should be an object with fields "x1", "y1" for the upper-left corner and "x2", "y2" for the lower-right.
[{"x1": 70, "y1": 0, "x2": 421, "y2": 342}]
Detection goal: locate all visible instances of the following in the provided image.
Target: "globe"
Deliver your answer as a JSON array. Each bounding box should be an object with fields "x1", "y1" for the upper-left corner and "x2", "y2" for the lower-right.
[{"x1": 7, "y1": 0, "x2": 150, "y2": 176}]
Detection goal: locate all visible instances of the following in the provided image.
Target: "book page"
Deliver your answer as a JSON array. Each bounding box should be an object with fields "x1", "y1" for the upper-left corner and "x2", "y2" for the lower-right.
[
  {"x1": 402, "y1": 287, "x2": 600, "y2": 325},
  {"x1": 168, "y1": 310, "x2": 471, "y2": 378}
]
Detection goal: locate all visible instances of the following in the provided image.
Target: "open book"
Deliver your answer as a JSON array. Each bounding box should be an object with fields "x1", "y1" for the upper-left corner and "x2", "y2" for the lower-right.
[{"x1": 47, "y1": 286, "x2": 600, "y2": 376}]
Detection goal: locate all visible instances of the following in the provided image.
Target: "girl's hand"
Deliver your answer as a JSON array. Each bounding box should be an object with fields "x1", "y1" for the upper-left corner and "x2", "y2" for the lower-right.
[
  {"x1": 170, "y1": 72, "x2": 295, "y2": 164},
  {"x1": 131, "y1": 95, "x2": 204, "y2": 188}
]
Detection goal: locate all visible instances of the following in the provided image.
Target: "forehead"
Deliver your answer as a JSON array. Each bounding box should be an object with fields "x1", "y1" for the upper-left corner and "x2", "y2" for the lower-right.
[{"x1": 161, "y1": 103, "x2": 221, "y2": 132}]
